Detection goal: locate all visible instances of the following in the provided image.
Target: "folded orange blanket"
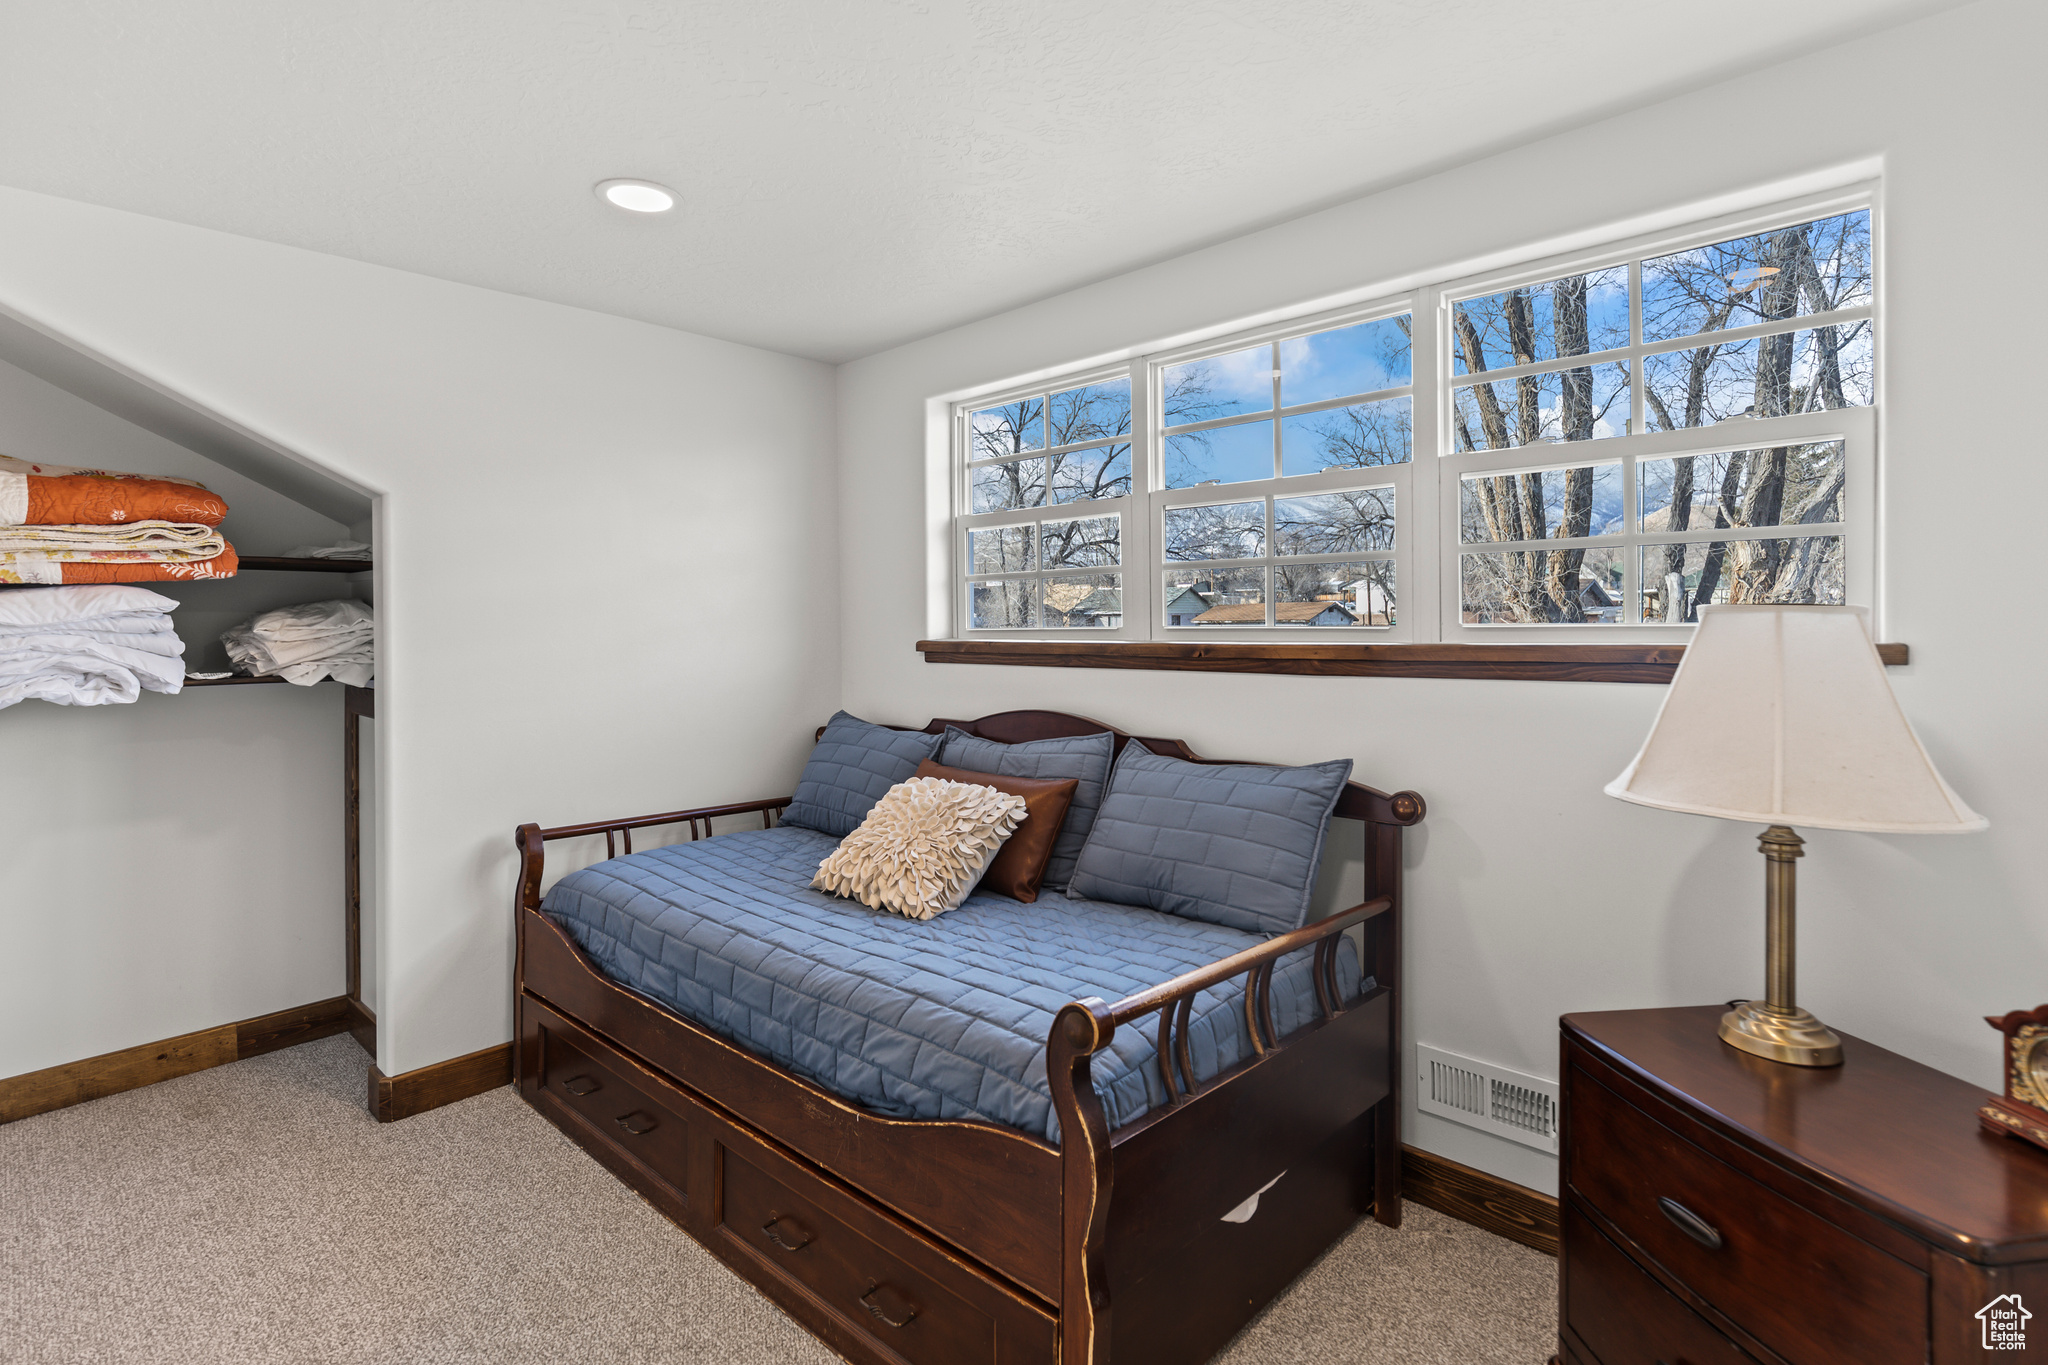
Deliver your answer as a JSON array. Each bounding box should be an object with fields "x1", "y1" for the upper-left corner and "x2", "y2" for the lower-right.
[
  {"x1": 0, "y1": 455, "x2": 227, "y2": 527},
  {"x1": 4, "y1": 545, "x2": 239, "y2": 584}
]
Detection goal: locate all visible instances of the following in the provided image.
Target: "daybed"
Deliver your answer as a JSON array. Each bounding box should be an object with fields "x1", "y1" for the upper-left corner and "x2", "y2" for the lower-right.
[{"x1": 513, "y1": 709, "x2": 1424, "y2": 1365}]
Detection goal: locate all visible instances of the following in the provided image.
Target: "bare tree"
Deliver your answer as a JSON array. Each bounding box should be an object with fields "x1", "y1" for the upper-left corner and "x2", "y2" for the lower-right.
[
  {"x1": 1460, "y1": 211, "x2": 1868, "y2": 626},
  {"x1": 1455, "y1": 275, "x2": 1610, "y2": 622}
]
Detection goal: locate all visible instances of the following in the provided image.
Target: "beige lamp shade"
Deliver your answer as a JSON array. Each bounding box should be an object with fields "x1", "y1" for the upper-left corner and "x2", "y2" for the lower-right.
[{"x1": 1606, "y1": 604, "x2": 1986, "y2": 833}]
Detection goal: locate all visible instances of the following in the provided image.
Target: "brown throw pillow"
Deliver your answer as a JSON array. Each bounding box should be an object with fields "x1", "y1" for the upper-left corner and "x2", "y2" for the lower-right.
[{"x1": 913, "y1": 759, "x2": 1078, "y2": 903}]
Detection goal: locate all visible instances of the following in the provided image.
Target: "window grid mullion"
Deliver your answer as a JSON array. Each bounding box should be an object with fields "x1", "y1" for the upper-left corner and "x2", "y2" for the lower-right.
[
  {"x1": 1253, "y1": 493, "x2": 1269, "y2": 626},
  {"x1": 1268, "y1": 342, "x2": 1282, "y2": 488},
  {"x1": 1623, "y1": 449, "x2": 1641, "y2": 623},
  {"x1": 1625, "y1": 257, "x2": 1644, "y2": 620},
  {"x1": 1161, "y1": 382, "x2": 1414, "y2": 437}
]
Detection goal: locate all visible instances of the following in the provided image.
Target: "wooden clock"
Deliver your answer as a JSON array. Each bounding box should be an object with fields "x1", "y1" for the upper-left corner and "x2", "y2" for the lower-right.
[{"x1": 1982, "y1": 1005, "x2": 2048, "y2": 1150}]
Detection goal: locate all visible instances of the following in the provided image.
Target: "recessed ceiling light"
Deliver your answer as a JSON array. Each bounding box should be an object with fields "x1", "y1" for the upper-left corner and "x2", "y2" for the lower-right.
[{"x1": 596, "y1": 179, "x2": 677, "y2": 214}]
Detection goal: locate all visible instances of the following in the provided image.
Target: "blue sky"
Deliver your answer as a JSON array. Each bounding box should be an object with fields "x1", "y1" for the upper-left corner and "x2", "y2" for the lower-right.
[{"x1": 1164, "y1": 314, "x2": 1411, "y2": 423}]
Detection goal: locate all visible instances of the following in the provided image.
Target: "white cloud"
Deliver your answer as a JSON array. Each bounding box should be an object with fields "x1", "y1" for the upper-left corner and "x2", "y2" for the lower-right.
[{"x1": 1190, "y1": 343, "x2": 1277, "y2": 398}]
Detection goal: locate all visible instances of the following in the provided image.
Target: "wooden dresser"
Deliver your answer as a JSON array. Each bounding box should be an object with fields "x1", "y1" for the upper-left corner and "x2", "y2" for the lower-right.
[{"x1": 1560, "y1": 1007, "x2": 2048, "y2": 1365}]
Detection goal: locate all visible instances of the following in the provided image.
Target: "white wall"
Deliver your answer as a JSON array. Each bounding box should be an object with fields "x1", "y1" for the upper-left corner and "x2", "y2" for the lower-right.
[
  {"x1": 836, "y1": 0, "x2": 2047, "y2": 1192},
  {"x1": 0, "y1": 192, "x2": 841, "y2": 1079},
  {"x1": 0, "y1": 357, "x2": 354, "y2": 1074}
]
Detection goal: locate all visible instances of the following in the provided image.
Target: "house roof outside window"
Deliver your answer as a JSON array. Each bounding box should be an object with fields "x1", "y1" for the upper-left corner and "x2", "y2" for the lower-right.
[{"x1": 1193, "y1": 601, "x2": 1360, "y2": 625}]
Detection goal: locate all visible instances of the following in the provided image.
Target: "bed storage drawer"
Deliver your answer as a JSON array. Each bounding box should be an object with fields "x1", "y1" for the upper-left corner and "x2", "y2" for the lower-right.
[
  {"x1": 710, "y1": 1115, "x2": 1055, "y2": 1365},
  {"x1": 523, "y1": 1000, "x2": 696, "y2": 1218}
]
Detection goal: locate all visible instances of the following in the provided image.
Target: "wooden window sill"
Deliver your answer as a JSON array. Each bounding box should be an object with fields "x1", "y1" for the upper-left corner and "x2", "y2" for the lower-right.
[{"x1": 916, "y1": 638, "x2": 1910, "y2": 684}]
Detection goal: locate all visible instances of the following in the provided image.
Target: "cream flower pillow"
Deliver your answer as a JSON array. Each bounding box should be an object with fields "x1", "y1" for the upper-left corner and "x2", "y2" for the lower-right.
[{"x1": 812, "y1": 776, "x2": 1029, "y2": 921}]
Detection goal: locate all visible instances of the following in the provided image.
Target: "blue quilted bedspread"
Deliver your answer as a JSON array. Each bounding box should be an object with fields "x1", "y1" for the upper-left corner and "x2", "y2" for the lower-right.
[{"x1": 540, "y1": 826, "x2": 1360, "y2": 1143}]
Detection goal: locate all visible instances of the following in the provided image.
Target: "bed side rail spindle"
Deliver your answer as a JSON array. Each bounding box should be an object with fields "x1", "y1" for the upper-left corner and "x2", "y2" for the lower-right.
[
  {"x1": 1120, "y1": 896, "x2": 1391, "y2": 1106},
  {"x1": 513, "y1": 797, "x2": 794, "y2": 915}
]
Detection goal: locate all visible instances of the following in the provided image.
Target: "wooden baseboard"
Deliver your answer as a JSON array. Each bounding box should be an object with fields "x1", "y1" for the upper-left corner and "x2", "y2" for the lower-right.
[
  {"x1": 369, "y1": 1041, "x2": 513, "y2": 1123},
  {"x1": 1401, "y1": 1143, "x2": 1560, "y2": 1256},
  {"x1": 345, "y1": 997, "x2": 377, "y2": 1059},
  {"x1": 0, "y1": 995, "x2": 353, "y2": 1125}
]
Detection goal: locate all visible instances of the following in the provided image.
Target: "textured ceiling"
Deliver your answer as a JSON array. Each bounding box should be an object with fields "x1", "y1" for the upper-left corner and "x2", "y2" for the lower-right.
[{"x1": 0, "y1": 1, "x2": 1962, "y2": 362}]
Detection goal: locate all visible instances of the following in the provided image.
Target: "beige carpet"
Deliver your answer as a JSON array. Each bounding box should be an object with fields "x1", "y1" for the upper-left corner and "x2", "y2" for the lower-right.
[{"x1": 0, "y1": 1034, "x2": 1555, "y2": 1364}]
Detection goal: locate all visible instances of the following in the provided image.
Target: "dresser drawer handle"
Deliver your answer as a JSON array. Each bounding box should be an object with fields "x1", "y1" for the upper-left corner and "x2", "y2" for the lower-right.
[
  {"x1": 761, "y1": 1215, "x2": 812, "y2": 1252},
  {"x1": 1657, "y1": 1197, "x2": 1724, "y2": 1250},
  {"x1": 860, "y1": 1282, "x2": 919, "y2": 1329},
  {"x1": 560, "y1": 1074, "x2": 601, "y2": 1096},
  {"x1": 615, "y1": 1110, "x2": 658, "y2": 1136}
]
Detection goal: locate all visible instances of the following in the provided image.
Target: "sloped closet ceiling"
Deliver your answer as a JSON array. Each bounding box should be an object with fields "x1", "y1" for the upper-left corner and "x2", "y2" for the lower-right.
[
  {"x1": 0, "y1": 310, "x2": 371, "y2": 523},
  {"x1": 0, "y1": 0, "x2": 1967, "y2": 363}
]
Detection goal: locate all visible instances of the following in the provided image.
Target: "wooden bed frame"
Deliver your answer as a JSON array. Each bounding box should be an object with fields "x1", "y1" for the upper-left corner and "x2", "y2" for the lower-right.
[{"x1": 513, "y1": 710, "x2": 1424, "y2": 1365}]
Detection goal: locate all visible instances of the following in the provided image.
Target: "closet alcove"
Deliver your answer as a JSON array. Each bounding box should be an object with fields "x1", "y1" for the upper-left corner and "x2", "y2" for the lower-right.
[{"x1": 0, "y1": 308, "x2": 380, "y2": 1107}]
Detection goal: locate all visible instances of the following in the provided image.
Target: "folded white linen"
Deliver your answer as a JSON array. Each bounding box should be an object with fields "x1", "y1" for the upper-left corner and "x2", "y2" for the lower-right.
[
  {"x1": 0, "y1": 662, "x2": 146, "y2": 707},
  {"x1": 0, "y1": 583, "x2": 186, "y2": 708},
  {"x1": 0, "y1": 637, "x2": 186, "y2": 706},
  {"x1": 0, "y1": 635, "x2": 186, "y2": 682},
  {"x1": 233, "y1": 629, "x2": 371, "y2": 670},
  {"x1": 0, "y1": 613, "x2": 178, "y2": 638},
  {"x1": 222, "y1": 639, "x2": 374, "y2": 687},
  {"x1": 232, "y1": 598, "x2": 373, "y2": 642},
  {"x1": 221, "y1": 598, "x2": 373, "y2": 686},
  {"x1": 0, "y1": 628, "x2": 186, "y2": 659},
  {"x1": 284, "y1": 541, "x2": 372, "y2": 560},
  {"x1": 0, "y1": 520, "x2": 225, "y2": 560},
  {"x1": 0, "y1": 584, "x2": 180, "y2": 627},
  {"x1": 272, "y1": 650, "x2": 373, "y2": 688}
]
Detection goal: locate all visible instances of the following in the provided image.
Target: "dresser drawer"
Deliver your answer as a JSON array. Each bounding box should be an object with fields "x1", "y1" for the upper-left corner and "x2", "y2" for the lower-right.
[
  {"x1": 1566, "y1": 1065, "x2": 1927, "y2": 1365},
  {"x1": 1564, "y1": 1198, "x2": 1756, "y2": 1365},
  {"x1": 713, "y1": 1118, "x2": 1055, "y2": 1365},
  {"x1": 533, "y1": 1010, "x2": 695, "y2": 1211}
]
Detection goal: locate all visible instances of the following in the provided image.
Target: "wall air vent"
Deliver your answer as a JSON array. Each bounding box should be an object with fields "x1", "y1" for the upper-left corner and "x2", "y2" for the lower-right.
[{"x1": 1416, "y1": 1043, "x2": 1560, "y2": 1153}]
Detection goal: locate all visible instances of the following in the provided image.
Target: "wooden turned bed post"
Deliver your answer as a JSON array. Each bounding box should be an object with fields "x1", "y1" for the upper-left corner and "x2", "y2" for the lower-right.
[
  {"x1": 1048, "y1": 998, "x2": 1117, "y2": 1365},
  {"x1": 513, "y1": 823, "x2": 546, "y2": 1003},
  {"x1": 1362, "y1": 788, "x2": 1422, "y2": 1228}
]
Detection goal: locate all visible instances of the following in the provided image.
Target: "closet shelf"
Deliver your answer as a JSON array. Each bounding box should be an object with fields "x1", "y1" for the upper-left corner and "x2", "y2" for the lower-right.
[
  {"x1": 184, "y1": 674, "x2": 316, "y2": 687},
  {"x1": 237, "y1": 556, "x2": 373, "y2": 573}
]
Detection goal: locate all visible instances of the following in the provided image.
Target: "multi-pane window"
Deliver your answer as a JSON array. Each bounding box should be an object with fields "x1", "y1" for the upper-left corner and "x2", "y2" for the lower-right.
[
  {"x1": 953, "y1": 196, "x2": 1876, "y2": 643},
  {"x1": 963, "y1": 376, "x2": 1133, "y2": 629},
  {"x1": 1447, "y1": 208, "x2": 1871, "y2": 628},
  {"x1": 1155, "y1": 313, "x2": 1410, "y2": 629}
]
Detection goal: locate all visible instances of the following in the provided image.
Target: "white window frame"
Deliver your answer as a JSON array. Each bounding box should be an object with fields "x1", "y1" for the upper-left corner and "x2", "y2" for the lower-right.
[
  {"x1": 948, "y1": 184, "x2": 1878, "y2": 645},
  {"x1": 1431, "y1": 187, "x2": 1877, "y2": 641},
  {"x1": 1145, "y1": 297, "x2": 1417, "y2": 642},
  {"x1": 954, "y1": 360, "x2": 1148, "y2": 639}
]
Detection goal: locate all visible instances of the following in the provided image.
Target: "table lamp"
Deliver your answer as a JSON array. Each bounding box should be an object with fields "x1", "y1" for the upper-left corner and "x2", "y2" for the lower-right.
[{"x1": 1605, "y1": 605, "x2": 1986, "y2": 1067}]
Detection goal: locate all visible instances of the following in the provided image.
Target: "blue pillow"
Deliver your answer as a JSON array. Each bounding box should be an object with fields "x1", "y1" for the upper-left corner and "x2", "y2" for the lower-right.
[
  {"x1": 937, "y1": 726, "x2": 1115, "y2": 891},
  {"x1": 782, "y1": 711, "x2": 943, "y2": 838},
  {"x1": 1066, "y1": 741, "x2": 1353, "y2": 935}
]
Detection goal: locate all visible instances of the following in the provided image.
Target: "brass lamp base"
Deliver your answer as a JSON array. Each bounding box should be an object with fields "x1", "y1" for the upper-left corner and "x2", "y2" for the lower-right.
[
  {"x1": 1719, "y1": 1000, "x2": 1843, "y2": 1068},
  {"x1": 1716, "y1": 825, "x2": 1845, "y2": 1068}
]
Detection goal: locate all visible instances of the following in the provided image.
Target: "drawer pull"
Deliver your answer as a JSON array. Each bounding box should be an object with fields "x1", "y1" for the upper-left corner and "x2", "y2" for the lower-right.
[
  {"x1": 859, "y1": 1282, "x2": 919, "y2": 1329},
  {"x1": 761, "y1": 1215, "x2": 812, "y2": 1252},
  {"x1": 615, "y1": 1110, "x2": 658, "y2": 1136},
  {"x1": 1657, "y1": 1196, "x2": 1724, "y2": 1251},
  {"x1": 560, "y1": 1074, "x2": 601, "y2": 1096}
]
